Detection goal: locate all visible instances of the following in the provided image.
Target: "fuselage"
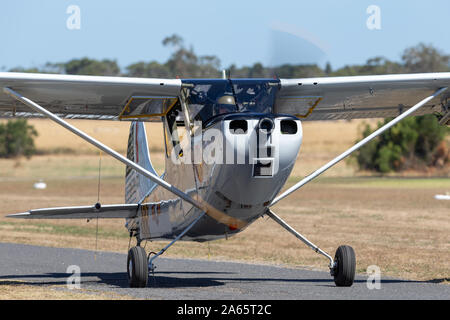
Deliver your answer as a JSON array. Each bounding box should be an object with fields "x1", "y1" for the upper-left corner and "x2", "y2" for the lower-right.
[{"x1": 127, "y1": 79, "x2": 303, "y2": 242}]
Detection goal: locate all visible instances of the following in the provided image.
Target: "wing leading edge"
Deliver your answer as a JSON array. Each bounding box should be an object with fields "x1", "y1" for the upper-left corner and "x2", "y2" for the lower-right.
[
  {"x1": 0, "y1": 72, "x2": 182, "y2": 121},
  {"x1": 7, "y1": 203, "x2": 139, "y2": 219},
  {"x1": 277, "y1": 73, "x2": 450, "y2": 121}
]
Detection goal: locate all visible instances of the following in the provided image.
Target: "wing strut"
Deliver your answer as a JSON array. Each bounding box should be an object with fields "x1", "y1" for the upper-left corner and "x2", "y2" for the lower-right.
[
  {"x1": 270, "y1": 87, "x2": 448, "y2": 207},
  {"x1": 2, "y1": 87, "x2": 214, "y2": 220}
]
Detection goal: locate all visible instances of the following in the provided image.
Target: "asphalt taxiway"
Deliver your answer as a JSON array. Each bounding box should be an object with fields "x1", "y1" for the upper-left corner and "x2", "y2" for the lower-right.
[{"x1": 0, "y1": 243, "x2": 448, "y2": 299}]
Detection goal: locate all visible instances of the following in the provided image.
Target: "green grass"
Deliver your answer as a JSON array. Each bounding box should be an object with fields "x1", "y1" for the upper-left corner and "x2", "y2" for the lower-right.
[
  {"x1": 287, "y1": 176, "x2": 450, "y2": 189},
  {"x1": 0, "y1": 221, "x2": 128, "y2": 239}
]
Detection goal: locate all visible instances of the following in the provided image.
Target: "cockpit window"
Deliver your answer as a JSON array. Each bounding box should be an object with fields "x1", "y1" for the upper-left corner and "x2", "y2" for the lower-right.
[
  {"x1": 183, "y1": 79, "x2": 278, "y2": 126},
  {"x1": 232, "y1": 81, "x2": 276, "y2": 114}
]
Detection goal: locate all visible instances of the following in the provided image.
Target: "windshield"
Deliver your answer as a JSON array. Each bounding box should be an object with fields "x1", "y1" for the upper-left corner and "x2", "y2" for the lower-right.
[{"x1": 182, "y1": 79, "x2": 279, "y2": 125}]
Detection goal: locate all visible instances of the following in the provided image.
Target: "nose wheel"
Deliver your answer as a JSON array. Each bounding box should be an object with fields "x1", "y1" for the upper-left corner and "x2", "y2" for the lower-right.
[{"x1": 332, "y1": 245, "x2": 356, "y2": 287}]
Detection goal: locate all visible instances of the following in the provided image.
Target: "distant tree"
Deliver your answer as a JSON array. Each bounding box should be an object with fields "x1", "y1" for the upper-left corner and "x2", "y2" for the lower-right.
[
  {"x1": 162, "y1": 34, "x2": 184, "y2": 49},
  {"x1": 354, "y1": 115, "x2": 449, "y2": 173},
  {"x1": 331, "y1": 57, "x2": 405, "y2": 77},
  {"x1": 228, "y1": 64, "x2": 251, "y2": 78},
  {"x1": 63, "y1": 58, "x2": 121, "y2": 76},
  {"x1": 271, "y1": 64, "x2": 325, "y2": 78},
  {"x1": 126, "y1": 61, "x2": 171, "y2": 78},
  {"x1": 198, "y1": 55, "x2": 221, "y2": 77},
  {"x1": 363, "y1": 57, "x2": 405, "y2": 75},
  {"x1": 402, "y1": 43, "x2": 450, "y2": 73},
  {"x1": 8, "y1": 67, "x2": 41, "y2": 73},
  {"x1": 248, "y1": 63, "x2": 266, "y2": 78},
  {"x1": 162, "y1": 34, "x2": 221, "y2": 78},
  {"x1": 9, "y1": 63, "x2": 62, "y2": 74},
  {"x1": 0, "y1": 119, "x2": 38, "y2": 158},
  {"x1": 325, "y1": 62, "x2": 332, "y2": 75}
]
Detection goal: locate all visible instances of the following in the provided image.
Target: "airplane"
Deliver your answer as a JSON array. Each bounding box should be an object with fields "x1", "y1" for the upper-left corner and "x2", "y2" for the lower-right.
[
  {"x1": 0, "y1": 71, "x2": 449, "y2": 288},
  {"x1": 435, "y1": 193, "x2": 450, "y2": 200}
]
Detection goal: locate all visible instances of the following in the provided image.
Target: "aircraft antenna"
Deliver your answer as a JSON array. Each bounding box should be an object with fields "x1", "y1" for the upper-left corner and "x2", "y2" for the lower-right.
[{"x1": 222, "y1": 69, "x2": 231, "y2": 79}]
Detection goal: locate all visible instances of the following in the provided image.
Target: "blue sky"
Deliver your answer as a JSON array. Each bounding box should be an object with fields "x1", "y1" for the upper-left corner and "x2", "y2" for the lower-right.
[{"x1": 1, "y1": 0, "x2": 449, "y2": 72}]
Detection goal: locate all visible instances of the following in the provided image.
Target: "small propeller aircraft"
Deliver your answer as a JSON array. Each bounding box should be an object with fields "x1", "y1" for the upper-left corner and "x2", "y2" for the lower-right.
[{"x1": 0, "y1": 71, "x2": 449, "y2": 287}]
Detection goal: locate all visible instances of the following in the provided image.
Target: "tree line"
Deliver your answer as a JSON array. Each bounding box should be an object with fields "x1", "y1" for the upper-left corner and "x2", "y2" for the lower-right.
[{"x1": 8, "y1": 34, "x2": 450, "y2": 78}]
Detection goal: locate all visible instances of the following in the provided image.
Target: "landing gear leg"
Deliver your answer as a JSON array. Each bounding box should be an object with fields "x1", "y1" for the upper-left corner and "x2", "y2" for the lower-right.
[
  {"x1": 266, "y1": 209, "x2": 356, "y2": 287},
  {"x1": 126, "y1": 213, "x2": 206, "y2": 288},
  {"x1": 147, "y1": 212, "x2": 206, "y2": 274}
]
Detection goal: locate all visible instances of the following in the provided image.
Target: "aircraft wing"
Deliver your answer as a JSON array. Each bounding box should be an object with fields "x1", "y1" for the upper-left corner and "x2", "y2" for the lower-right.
[
  {"x1": 7, "y1": 203, "x2": 139, "y2": 219},
  {"x1": 1, "y1": 72, "x2": 450, "y2": 122},
  {"x1": 277, "y1": 73, "x2": 450, "y2": 121},
  {"x1": 0, "y1": 72, "x2": 181, "y2": 121}
]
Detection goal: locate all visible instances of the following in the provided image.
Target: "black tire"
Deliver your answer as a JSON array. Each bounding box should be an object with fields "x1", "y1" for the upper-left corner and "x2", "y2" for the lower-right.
[
  {"x1": 127, "y1": 246, "x2": 148, "y2": 288},
  {"x1": 333, "y1": 245, "x2": 356, "y2": 287}
]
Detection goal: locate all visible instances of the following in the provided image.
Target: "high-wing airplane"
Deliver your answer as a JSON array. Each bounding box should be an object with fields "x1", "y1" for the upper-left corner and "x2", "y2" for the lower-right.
[{"x1": 0, "y1": 71, "x2": 449, "y2": 287}]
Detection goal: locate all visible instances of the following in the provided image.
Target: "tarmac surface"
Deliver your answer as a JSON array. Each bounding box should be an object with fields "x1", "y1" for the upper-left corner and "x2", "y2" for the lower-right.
[{"x1": 0, "y1": 242, "x2": 448, "y2": 300}]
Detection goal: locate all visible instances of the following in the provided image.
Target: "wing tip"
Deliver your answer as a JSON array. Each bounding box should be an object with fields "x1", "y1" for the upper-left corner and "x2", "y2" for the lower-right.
[{"x1": 6, "y1": 212, "x2": 31, "y2": 219}]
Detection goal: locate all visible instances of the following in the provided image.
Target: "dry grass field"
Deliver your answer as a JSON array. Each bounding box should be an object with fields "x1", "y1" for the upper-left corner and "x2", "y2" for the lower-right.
[
  {"x1": 0, "y1": 119, "x2": 448, "y2": 299},
  {"x1": 0, "y1": 280, "x2": 134, "y2": 300}
]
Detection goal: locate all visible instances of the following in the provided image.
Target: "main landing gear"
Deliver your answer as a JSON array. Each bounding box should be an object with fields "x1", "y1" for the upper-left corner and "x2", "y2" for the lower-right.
[
  {"x1": 127, "y1": 246, "x2": 148, "y2": 288},
  {"x1": 126, "y1": 212, "x2": 207, "y2": 288},
  {"x1": 332, "y1": 245, "x2": 356, "y2": 287},
  {"x1": 128, "y1": 210, "x2": 357, "y2": 288},
  {"x1": 266, "y1": 209, "x2": 356, "y2": 287}
]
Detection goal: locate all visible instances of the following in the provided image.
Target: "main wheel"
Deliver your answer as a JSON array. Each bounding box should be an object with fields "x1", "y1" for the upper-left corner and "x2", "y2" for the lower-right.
[
  {"x1": 333, "y1": 245, "x2": 356, "y2": 287},
  {"x1": 127, "y1": 246, "x2": 148, "y2": 288}
]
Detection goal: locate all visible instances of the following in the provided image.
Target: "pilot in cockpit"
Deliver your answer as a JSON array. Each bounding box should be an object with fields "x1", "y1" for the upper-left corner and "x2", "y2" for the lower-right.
[{"x1": 214, "y1": 95, "x2": 236, "y2": 116}]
